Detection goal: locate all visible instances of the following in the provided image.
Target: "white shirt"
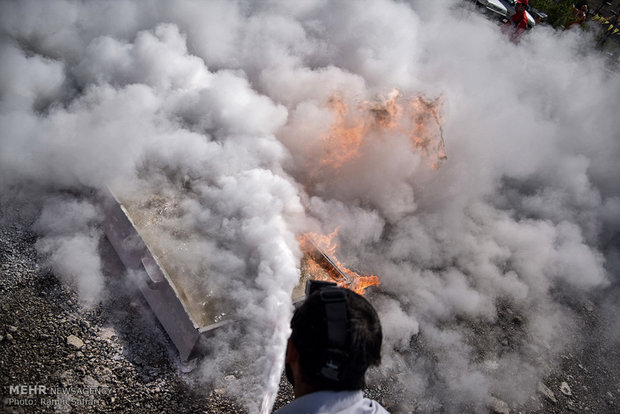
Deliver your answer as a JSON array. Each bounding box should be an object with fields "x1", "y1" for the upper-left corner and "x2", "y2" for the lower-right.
[{"x1": 274, "y1": 390, "x2": 390, "y2": 414}]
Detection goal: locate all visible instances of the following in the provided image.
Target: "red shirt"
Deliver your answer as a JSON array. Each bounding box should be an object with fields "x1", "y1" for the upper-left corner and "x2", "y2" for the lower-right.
[{"x1": 512, "y1": 10, "x2": 528, "y2": 31}]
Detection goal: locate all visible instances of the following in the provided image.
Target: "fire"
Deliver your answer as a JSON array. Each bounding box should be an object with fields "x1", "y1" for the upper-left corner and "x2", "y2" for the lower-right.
[
  {"x1": 319, "y1": 89, "x2": 447, "y2": 169},
  {"x1": 321, "y1": 94, "x2": 367, "y2": 168},
  {"x1": 299, "y1": 228, "x2": 380, "y2": 295},
  {"x1": 364, "y1": 88, "x2": 401, "y2": 129}
]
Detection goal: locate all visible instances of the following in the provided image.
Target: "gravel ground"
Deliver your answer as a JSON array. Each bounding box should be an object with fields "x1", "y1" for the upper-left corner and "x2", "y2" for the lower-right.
[
  {"x1": 0, "y1": 207, "x2": 249, "y2": 413},
  {"x1": 1, "y1": 203, "x2": 619, "y2": 413}
]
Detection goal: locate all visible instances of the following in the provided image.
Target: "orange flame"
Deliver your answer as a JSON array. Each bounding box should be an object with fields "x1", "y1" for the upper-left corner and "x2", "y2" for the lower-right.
[
  {"x1": 321, "y1": 95, "x2": 367, "y2": 168},
  {"x1": 299, "y1": 228, "x2": 380, "y2": 295},
  {"x1": 319, "y1": 89, "x2": 447, "y2": 169}
]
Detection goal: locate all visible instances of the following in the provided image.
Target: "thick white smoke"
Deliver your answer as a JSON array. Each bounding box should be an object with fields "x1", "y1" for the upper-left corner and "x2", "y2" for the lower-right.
[{"x1": 1, "y1": 0, "x2": 619, "y2": 412}]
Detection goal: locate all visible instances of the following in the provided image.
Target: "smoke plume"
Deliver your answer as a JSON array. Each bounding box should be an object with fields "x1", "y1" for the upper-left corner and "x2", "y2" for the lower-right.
[{"x1": 1, "y1": 0, "x2": 618, "y2": 412}]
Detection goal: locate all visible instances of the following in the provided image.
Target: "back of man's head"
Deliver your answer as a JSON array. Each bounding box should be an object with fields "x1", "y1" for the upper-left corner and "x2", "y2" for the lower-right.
[{"x1": 290, "y1": 286, "x2": 382, "y2": 391}]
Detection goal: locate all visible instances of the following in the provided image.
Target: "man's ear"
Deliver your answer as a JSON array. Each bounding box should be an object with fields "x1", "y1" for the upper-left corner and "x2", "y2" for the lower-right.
[{"x1": 285, "y1": 338, "x2": 299, "y2": 364}]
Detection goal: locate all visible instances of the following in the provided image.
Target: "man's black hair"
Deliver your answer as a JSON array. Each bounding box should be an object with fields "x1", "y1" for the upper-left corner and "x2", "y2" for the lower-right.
[{"x1": 290, "y1": 287, "x2": 382, "y2": 390}]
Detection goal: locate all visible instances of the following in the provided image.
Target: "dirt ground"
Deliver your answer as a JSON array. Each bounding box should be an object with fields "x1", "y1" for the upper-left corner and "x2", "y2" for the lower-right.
[{"x1": 1, "y1": 204, "x2": 619, "y2": 413}]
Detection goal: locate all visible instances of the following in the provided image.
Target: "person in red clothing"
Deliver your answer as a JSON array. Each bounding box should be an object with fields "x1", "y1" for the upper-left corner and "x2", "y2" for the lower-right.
[
  {"x1": 512, "y1": 0, "x2": 529, "y2": 30},
  {"x1": 504, "y1": 0, "x2": 529, "y2": 43}
]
